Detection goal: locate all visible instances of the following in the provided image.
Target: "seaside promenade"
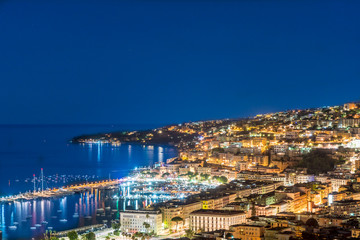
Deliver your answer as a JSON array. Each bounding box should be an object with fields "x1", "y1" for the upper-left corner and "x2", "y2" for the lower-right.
[{"x1": 0, "y1": 179, "x2": 123, "y2": 203}]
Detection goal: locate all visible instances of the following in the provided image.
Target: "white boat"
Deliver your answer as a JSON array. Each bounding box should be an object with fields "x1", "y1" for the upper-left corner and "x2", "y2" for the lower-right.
[
  {"x1": 59, "y1": 219, "x2": 67, "y2": 223},
  {"x1": 30, "y1": 227, "x2": 36, "y2": 230},
  {"x1": 48, "y1": 227, "x2": 53, "y2": 230},
  {"x1": 9, "y1": 226, "x2": 17, "y2": 230},
  {"x1": 42, "y1": 221, "x2": 48, "y2": 225},
  {"x1": 35, "y1": 224, "x2": 42, "y2": 227},
  {"x1": 73, "y1": 214, "x2": 79, "y2": 218}
]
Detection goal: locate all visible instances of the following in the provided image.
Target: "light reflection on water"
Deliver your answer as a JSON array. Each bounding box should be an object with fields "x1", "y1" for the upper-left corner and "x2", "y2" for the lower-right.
[
  {"x1": 0, "y1": 125, "x2": 177, "y2": 195},
  {"x1": 0, "y1": 125, "x2": 177, "y2": 239},
  {"x1": 0, "y1": 188, "x2": 167, "y2": 239}
]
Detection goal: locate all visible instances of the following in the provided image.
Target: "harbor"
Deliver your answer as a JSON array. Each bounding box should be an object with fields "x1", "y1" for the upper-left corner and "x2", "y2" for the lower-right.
[
  {"x1": 0, "y1": 125, "x2": 177, "y2": 239},
  {"x1": 0, "y1": 179, "x2": 123, "y2": 203}
]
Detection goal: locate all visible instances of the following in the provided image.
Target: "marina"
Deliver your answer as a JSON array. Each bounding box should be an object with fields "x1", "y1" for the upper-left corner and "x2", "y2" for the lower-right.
[
  {"x1": 0, "y1": 183, "x2": 172, "y2": 239},
  {"x1": 0, "y1": 125, "x2": 177, "y2": 240},
  {"x1": 0, "y1": 179, "x2": 123, "y2": 203}
]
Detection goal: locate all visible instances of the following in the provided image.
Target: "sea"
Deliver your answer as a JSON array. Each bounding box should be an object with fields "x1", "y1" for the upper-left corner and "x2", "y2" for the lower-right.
[{"x1": 0, "y1": 125, "x2": 178, "y2": 240}]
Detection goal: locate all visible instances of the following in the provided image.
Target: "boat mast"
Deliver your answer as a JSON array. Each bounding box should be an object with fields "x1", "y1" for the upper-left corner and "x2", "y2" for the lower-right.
[
  {"x1": 33, "y1": 174, "x2": 36, "y2": 192},
  {"x1": 41, "y1": 168, "x2": 44, "y2": 192}
]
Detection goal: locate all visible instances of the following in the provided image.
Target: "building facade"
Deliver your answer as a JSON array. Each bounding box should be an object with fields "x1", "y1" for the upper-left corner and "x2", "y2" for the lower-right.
[
  {"x1": 189, "y1": 210, "x2": 246, "y2": 232},
  {"x1": 120, "y1": 210, "x2": 162, "y2": 235}
]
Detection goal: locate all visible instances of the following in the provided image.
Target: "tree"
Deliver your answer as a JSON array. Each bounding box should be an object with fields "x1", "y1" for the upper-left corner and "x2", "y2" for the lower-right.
[
  {"x1": 133, "y1": 232, "x2": 144, "y2": 240},
  {"x1": 184, "y1": 229, "x2": 195, "y2": 239},
  {"x1": 186, "y1": 171, "x2": 197, "y2": 180},
  {"x1": 218, "y1": 176, "x2": 228, "y2": 184},
  {"x1": 200, "y1": 173, "x2": 210, "y2": 181},
  {"x1": 225, "y1": 233, "x2": 233, "y2": 239},
  {"x1": 143, "y1": 222, "x2": 150, "y2": 233},
  {"x1": 112, "y1": 222, "x2": 120, "y2": 230},
  {"x1": 67, "y1": 231, "x2": 78, "y2": 240},
  {"x1": 306, "y1": 218, "x2": 319, "y2": 228},
  {"x1": 42, "y1": 235, "x2": 59, "y2": 240},
  {"x1": 162, "y1": 172, "x2": 170, "y2": 178},
  {"x1": 111, "y1": 221, "x2": 121, "y2": 236},
  {"x1": 296, "y1": 149, "x2": 338, "y2": 174},
  {"x1": 83, "y1": 232, "x2": 96, "y2": 240},
  {"x1": 148, "y1": 230, "x2": 156, "y2": 238},
  {"x1": 149, "y1": 172, "x2": 159, "y2": 178},
  {"x1": 171, "y1": 216, "x2": 184, "y2": 232},
  {"x1": 213, "y1": 176, "x2": 228, "y2": 184},
  {"x1": 212, "y1": 147, "x2": 225, "y2": 153}
]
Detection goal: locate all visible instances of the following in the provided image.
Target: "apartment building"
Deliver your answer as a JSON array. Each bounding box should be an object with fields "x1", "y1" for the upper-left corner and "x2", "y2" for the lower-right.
[
  {"x1": 330, "y1": 200, "x2": 360, "y2": 216},
  {"x1": 230, "y1": 224, "x2": 265, "y2": 240},
  {"x1": 120, "y1": 210, "x2": 162, "y2": 235},
  {"x1": 190, "y1": 210, "x2": 246, "y2": 232},
  {"x1": 330, "y1": 178, "x2": 349, "y2": 192}
]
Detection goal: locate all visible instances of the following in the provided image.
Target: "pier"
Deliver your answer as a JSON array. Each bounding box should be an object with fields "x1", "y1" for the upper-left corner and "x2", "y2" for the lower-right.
[{"x1": 0, "y1": 179, "x2": 123, "y2": 203}]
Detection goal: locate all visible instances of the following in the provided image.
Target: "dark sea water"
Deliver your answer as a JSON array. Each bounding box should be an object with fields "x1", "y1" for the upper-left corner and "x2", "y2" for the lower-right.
[{"x1": 0, "y1": 125, "x2": 177, "y2": 240}]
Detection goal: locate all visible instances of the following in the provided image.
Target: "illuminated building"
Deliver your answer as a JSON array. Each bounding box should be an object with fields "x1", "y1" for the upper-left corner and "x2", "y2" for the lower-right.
[
  {"x1": 189, "y1": 210, "x2": 247, "y2": 232},
  {"x1": 330, "y1": 200, "x2": 360, "y2": 216},
  {"x1": 161, "y1": 201, "x2": 202, "y2": 229},
  {"x1": 330, "y1": 178, "x2": 349, "y2": 192},
  {"x1": 351, "y1": 229, "x2": 360, "y2": 238},
  {"x1": 295, "y1": 174, "x2": 315, "y2": 184},
  {"x1": 339, "y1": 118, "x2": 360, "y2": 128},
  {"x1": 196, "y1": 166, "x2": 212, "y2": 175},
  {"x1": 229, "y1": 224, "x2": 265, "y2": 240},
  {"x1": 344, "y1": 103, "x2": 357, "y2": 111},
  {"x1": 120, "y1": 210, "x2": 162, "y2": 235}
]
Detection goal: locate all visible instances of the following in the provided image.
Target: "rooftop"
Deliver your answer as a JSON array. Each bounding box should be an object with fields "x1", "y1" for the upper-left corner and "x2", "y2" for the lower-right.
[{"x1": 190, "y1": 209, "x2": 245, "y2": 216}]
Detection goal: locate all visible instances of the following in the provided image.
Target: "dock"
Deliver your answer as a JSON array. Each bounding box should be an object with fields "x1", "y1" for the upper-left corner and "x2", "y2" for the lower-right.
[{"x1": 0, "y1": 179, "x2": 123, "y2": 203}]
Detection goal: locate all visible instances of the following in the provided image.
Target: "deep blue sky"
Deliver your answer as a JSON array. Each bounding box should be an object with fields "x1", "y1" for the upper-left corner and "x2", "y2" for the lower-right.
[{"x1": 1, "y1": 0, "x2": 359, "y2": 125}]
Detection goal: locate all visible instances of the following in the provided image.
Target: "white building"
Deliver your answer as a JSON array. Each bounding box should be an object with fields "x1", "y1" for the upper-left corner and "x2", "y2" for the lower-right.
[
  {"x1": 120, "y1": 210, "x2": 162, "y2": 235},
  {"x1": 330, "y1": 178, "x2": 349, "y2": 192},
  {"x1": 296, "y1": 174, "x2": 315, "y2": 184},
  {"x1": 315, "y1": 176, "x2": 330, "y2": 184},
  {"x1": 190, "y1": 210, "x2": 246, "y2": 232},
  {"x1": 273, "y1": 145, "x2": 288, "y2": 154},
  {"x1": 285, "y1": 131, "x2": 298, "y2": 140}
]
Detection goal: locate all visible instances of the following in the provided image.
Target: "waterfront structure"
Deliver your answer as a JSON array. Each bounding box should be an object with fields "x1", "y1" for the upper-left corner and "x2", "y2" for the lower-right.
[
  {"x1": 45, "y1": 102, "x2": 360, "y2": 239},
  {"x1": 120, "y1": 210, "x2": 162, "y2": 235}
]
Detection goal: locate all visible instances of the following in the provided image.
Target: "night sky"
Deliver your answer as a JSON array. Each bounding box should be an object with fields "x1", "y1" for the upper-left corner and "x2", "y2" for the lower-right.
[{"x1": 1, "y1": 0, "x2": 359, "y2": 125}]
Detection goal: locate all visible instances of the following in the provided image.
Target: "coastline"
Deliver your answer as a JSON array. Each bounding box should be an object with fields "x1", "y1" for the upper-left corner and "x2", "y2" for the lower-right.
[{"x1": 0, "y1": 125, "x2": 179, "y2": 240}]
